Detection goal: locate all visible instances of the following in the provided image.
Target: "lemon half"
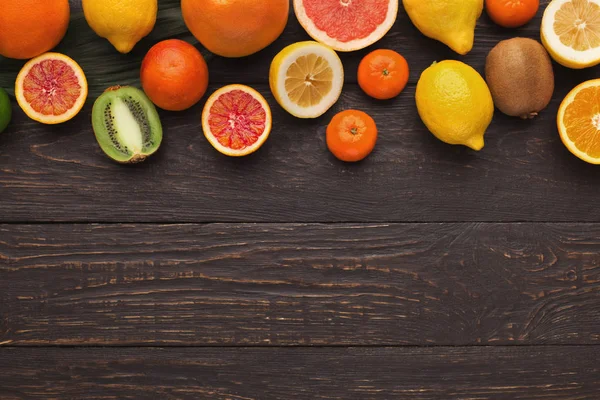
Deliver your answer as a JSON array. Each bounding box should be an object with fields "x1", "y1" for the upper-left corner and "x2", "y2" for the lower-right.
[
  {"x1": 541, "y1": 0, "x2": 600, "y2": 69},
  {"x1": 269, "y1": 41, "x2": 344, "y2": 119}
]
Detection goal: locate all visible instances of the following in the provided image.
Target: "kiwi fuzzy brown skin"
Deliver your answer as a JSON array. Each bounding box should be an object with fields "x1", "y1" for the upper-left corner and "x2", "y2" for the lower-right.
[
  {"x1": 485, "y1": 38, "x2": 554, "y2": 119},
  {"x1": 92, "y1": 85, "x2": 163, "y2": 164}
]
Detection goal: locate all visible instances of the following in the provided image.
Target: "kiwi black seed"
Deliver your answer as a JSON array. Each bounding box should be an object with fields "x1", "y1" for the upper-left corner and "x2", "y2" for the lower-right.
[
  {"x1": 92, "y1": 86, "x2": 163, "y2": 163},
  {"x1": 485, "y1": 37, "x2": 555, "y2": 119}
]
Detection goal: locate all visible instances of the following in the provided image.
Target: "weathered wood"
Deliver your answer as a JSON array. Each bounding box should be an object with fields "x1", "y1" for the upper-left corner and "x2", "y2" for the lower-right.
[
  {"x1": 1, "y1": 223, "x2": 598, "y2": 346},
  {"x1": 3, "y1": 2, "x2": 600, "y2": 223},
  {"x1": 1, "y1": 346, "x2": 599, "y2": 399},
  {"x1": 3, "y1": 80, "x2": 600, "y2": 223}
]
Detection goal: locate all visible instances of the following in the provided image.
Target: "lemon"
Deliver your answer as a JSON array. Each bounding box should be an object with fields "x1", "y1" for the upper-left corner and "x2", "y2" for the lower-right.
[
  {"x1": 82, "y1": 0, "x2": 157, "y2": 54},
  {"x1": 541, "y1": 0, "x2": 600, "y2": 69},
  {"x1": 0, "y1": 88, "x2": 11, "y2": 133},
  {"x1": 416, "y1": 60, "x2": 494, "y2": 151},
  {"x1": 269, "y1": 41, "x2": 344, "y2": 119},
  {"x1": 403, "y1": 0, "x2": 483, "y2": 55}
]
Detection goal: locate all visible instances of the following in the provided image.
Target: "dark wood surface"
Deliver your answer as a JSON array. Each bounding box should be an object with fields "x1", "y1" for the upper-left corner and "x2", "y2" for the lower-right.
[
  {"x1": 1, "y1": 346, "x2": 600, "y2": 399},
  {"x1": 1, "y1": 223, "x2": 599, "y2": 346},
  {"x1": 1, "y1": 0, "x2": 600, "y2": 398}
]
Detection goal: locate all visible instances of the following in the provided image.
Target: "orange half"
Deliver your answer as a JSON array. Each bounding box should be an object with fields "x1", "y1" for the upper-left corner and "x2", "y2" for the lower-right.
[
  {"x1": 15, "y1": 52, "x2": 88, "y2": 125},
  {"x1": 558, "y1": 78, "x2": 600, "y2": 164},
  {"x1": 201, "y1": 84, "x2": 272, "y2": 157}
]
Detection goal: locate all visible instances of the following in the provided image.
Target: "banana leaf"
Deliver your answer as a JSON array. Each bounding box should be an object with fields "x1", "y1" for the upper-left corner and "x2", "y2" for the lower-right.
[{"x1": 0, "y1": 0, "x2": 213, "y2": 100}]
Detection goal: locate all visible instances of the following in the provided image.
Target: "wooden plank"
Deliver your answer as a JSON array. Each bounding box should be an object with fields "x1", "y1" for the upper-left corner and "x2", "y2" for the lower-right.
[
  {"x1": 1, "y1": 346, "x2": 599, "y2": 399},
  {"x1": 3, "y1": 3, "x2": 600, "y2": 223},
  {"x1": 1, "y1": 223, "x2": 598, "y2": 346},
  {"x1": 3, "y1": 79, "x2": 600, "y2": 223}
]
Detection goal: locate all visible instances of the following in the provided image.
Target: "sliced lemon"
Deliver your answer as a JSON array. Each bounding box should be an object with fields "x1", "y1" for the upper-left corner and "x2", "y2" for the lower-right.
[
  {"x1": 269, "y1": 41, "x2": 344, "y2": 119},
  {"x1": 557, "y1": 78, "x2": 600, "y2": 164},
  {"x1": 541, "y1": 0, "x2": 600, "y2": 69}
]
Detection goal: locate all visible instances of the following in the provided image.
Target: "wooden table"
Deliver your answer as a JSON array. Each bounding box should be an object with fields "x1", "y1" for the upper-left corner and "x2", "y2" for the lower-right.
[{"x1": 1, "y1": 1, "x2": 599, "y2": 398}]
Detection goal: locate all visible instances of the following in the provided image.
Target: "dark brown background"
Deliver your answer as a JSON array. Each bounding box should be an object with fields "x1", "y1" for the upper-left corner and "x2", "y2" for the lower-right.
[{"x1": 1, "y1": 0, "x2": 599, "y2": 399}]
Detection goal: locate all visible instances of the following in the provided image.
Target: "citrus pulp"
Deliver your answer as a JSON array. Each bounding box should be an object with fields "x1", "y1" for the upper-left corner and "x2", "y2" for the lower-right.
[
  {"x1": 294, "y1": 0, "x2": 398, "y2": 51},
  {"x1": 557, "y1": 79, "x2": 600, "y2": 164},
  {"x1": 202, "y1": 85, "x2": 272, "y2": 157},
  {"x1": 15, "y1": 53, "x2": 88, "y2": 125}
]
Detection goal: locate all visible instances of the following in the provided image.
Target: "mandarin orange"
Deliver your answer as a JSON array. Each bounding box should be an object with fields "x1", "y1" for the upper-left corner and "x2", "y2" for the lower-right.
[
  {"x1": 0, "y1": 0, "x2": 70, "y2": 60},
  {"x1": 181, "y1": 0, "x2": 289, "y2": 58}
]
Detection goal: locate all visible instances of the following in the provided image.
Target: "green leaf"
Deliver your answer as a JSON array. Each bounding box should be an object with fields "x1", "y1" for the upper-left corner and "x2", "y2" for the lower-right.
[{"x1": 0, "y1": 0, "x2": 213, "y2": 100}]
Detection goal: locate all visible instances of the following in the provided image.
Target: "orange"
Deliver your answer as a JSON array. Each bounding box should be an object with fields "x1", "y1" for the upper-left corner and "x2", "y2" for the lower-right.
[
  {"x1": 327, "y1": 110, "x2": 378, "y2": 162},
  {"x1": 486, "y1": 0, "x2": 539, "y2": 28},
  {"x1": 141, "y1": 39, "x2": 209, "y2": 111},
  {"x1": 15, "y1": 53, "x2": 88, "y2": 125},
  {"x1": 202, "y1": 85, "x2": 272, "y2": 157},
  {"x1": 0, "y1": 0, "x2": 70, "y2": 60},
  {"x1": 181, "y1": 0, "x2": 289, "y2": 58},
  {"x1": 358, "y1": 49, "x2": 409, "y2": 100},
  {"x1": 557, "y1": 79, "x2": 600, "y2": 164}
]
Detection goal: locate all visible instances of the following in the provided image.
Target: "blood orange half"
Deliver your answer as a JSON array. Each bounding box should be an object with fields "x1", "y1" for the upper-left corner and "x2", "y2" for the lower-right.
[
  {"x1": 202, "y1": 84, "x2": 272, "y2": 157},
  {"x1": 294, "y1": 0, "x2": 398, "y2": 52},
  {"x1": 15, "y1": 53, "x2": 88, "y2": 125}
]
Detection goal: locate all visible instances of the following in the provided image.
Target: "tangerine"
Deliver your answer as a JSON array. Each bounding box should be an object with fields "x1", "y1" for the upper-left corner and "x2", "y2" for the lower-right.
[
  {"x1": 181, "y1": 0, "x2": 289, "y2": 58},
  {"x1": 358, "y1": 49, "x2": 409, "y2": 100},
  {"x1": 140, "y1": 39, "x2": 209, "y2": 111},
  {"x1": 0, "y1": 0, "x2": 70, "y2": 60},
  {"x1": 327, "y1": 110, "x2": 378, "y2": 162},
  {"x1": 486, "y1": 0, "x2": 539, "y2": 28}
]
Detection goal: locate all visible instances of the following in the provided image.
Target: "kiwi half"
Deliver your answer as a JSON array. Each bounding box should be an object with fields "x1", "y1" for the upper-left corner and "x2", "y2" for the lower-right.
[{"x1": 92, "y1": 86, "x2": 163, "y2": 163}]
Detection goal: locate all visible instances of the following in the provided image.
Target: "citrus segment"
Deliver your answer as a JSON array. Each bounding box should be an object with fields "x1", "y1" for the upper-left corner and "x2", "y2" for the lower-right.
[
  {"x1": 285, "y1": 54, "x2": 334, "y2": 107},
  {"x1": 270, "y1": 41, "x2": 344, "y2": 119},
  {"x1": 542, "y1": 0, "x2": 600, "y2": 69},
  {"x1": 294, "y1": 0, "x2": 398, "y2": 51},
  {"x1": 15, "y1": 53, "x2": 88, "y2": 125},
  {"x1": 202, "y1": 85, "x2": 272, "y2": 157},
  {"x1": 558, "y1": 79, "x2": 600, "y2": 163}
]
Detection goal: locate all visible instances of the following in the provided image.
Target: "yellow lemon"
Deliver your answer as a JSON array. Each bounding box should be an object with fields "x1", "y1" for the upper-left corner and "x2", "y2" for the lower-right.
[
  {"x1": 541, "y1": 0, "x2": 600, "y2": 69},
  {"x1": 82, "y1": 0, "x2": 157, "y2": 54},
  {"x1": 269, "y1": 41, "x2": 344, "y2": 119},
  {"x1": 403, "y1": 0, "x2": 483, "y2": 55},
  {"x1": 416, "y1": 60, "x2": 494, "y2": 151}
]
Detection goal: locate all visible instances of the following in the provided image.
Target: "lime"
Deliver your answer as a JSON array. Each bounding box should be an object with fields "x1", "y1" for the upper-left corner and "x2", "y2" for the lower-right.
[{"x1": 0, "y1": 88, "x2": 11, "y2": 133}]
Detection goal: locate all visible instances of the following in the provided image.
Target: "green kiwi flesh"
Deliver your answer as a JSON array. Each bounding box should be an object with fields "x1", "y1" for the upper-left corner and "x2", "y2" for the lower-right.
[{"x1": 92, "y1": 86, "x2": 163, "y2": 163}]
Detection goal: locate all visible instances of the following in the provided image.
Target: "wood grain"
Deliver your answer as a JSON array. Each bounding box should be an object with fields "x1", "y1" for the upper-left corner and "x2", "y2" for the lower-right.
[
  {"x1": 1, "y1": 223, "x2": 598, "y2": 346},
  {"x1": 1, "y1": 346, "x2": 599, "y2": 399},
  {"x1": 2, "y1": 3, "x2": 600, "y2": 222},
  {"x1": 3, "y1": 80, "x2": 600, "y2": 223}
]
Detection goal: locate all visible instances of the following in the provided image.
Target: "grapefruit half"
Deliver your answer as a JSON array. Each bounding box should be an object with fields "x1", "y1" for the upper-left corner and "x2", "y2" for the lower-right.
[
  {"x1": 202, "y1": 84, "x2": 272, "y2": 157},
  {"x1": 15, "y1": 53, "x2": 88, "y2": 125},
  {"x1": 294, "y1": 0, "x2": 398, "y2": 52}
]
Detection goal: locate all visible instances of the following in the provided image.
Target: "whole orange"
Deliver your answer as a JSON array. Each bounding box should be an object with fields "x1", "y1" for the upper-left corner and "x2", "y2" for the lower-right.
[
  {"x1": 181, "y1": 0, "x2": 289, "y2": 58},
  {"x1": 0, "y1": 0, "x2": 70, "y2": 60},
  {"x1": 358, "y1": 49, "x2": 409, "y2": 100},
  {"x1": 327, "y1": 110, "x2": 378, "y2": 163},
  {"x1": 140, "y1": 39, "x2": 209, "y2": 111}
]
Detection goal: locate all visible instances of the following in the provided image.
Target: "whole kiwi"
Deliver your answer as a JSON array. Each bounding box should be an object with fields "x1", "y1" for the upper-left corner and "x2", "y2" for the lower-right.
[{"x1": 485, "y1": 38, "x2": 554, "y2": 119}]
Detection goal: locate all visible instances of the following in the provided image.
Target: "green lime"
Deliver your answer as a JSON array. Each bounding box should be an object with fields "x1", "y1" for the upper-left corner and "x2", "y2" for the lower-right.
[{"x1": 0, "y1": 88, "x2": 11, "y2": 133}]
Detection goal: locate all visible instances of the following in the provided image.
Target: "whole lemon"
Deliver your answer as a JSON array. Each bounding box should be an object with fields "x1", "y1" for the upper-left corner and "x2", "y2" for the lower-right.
[
  {"x1": 403, "y1": 0, "x2": 483, "y2": 55},
  {"x1": 82, "y1": 0, "x2": 157, "y2": 54},
  {"x1": 416, "y1": 60, "x2": 494, "y2": 151}
]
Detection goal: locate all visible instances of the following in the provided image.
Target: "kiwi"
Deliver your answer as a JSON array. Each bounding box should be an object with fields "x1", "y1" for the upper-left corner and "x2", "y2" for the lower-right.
[
  {"x1": 92, "y1": 86, "x2": 163, "y2": 163},
  {"x1": 485, "y1": 38, "x2": 554, "y2": 119}
]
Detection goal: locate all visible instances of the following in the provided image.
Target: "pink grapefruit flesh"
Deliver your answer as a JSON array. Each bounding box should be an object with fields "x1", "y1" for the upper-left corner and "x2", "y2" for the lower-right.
[
  {"x1": 202, "y1": 84, "x2": 272, "y2": 157},
  {"x1": 294, "y1": 0, "x2": 398, "y2": 51}
]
